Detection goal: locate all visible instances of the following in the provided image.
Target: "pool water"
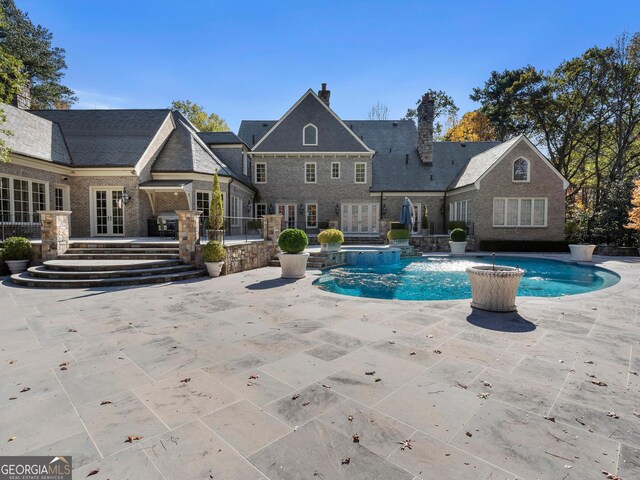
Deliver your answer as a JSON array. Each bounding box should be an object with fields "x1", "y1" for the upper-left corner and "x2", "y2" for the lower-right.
[{"x1": 313, "y1": 256, "x2": 620, "y2": 301}]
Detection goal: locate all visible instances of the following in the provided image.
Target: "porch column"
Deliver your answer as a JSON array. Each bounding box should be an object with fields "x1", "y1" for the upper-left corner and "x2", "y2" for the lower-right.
[
  {"x1": 176, "y1": 210, "x2": 201, "y2": 265},
  {"x1": 262, "y1": 214, "x2": 283, "y2": 241},
  {"x1": 38, "y1": 210, "x2": 71, "y2": 261}
]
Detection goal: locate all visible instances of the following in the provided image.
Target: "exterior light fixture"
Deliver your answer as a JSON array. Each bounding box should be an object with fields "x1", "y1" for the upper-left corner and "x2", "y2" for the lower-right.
[
  {"x1": 382, "y1": 203, "x2": 387, "y2": 216},
  {"x1": 298, "y1": 203, "x2": 305, "y2": 214},
  {"x1": 245, "y1": 200, "x2": 252, "y2": 212},
  {"x1": 122, "y1": 188, "x2": 130, "y2": 205},
  {"x1": 268, "y1": 204, "x2": 274, "y2": 214},
  {"x1": 335, "y1": 204, "x2": 340, "y2": 215}
]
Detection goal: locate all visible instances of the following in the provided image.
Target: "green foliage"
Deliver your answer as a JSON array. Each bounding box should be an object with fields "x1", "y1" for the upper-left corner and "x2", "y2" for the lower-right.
[
  {"x1": 479, "y1": 240, "x2": 570, "y2": 253},
  {"x1": 247, "y1": 219, "x2": 262, "y2": 230},
  {"x1": 171, "y1": 100, "x2": 230, "y2": 132},
  {"x1": 0, "y1": 0, "x2": 76, "y2": 108},
  {"x1": 387, "y1": 229, "x2": 410, "y2": 240},
  {"x1": 390, "y1": 222, "x2": 404, "y2": 230},
  {"x1": 421, "y1": 209, "x2": 428, "y2": 229},
  {"x1": 278, "y1": 228, "x2": 308, "y2": 254},
  {"x1": 447, "y1": 221, "x2": 467, "y2": 231},
  {"x1": 208, "y1": 171, "x2": 224, "y2": 230},
  {"x1": 317, "y1": 228, "x2": 344, "y2": 245},
  {"x1": 589, "y1": 178, "x2": 636, "y2": 246},
  {"x1": 403, "y1": 89, "x2": 459, "y2": 140},
  {"x1": 318, "y1": 221, "x2": 330, "y2": 229},
  {"x1": 1, "y1": 236, "x2": 32, "y2": 260},
  {"x1": 450, "y1": 228, "x2": 467, "y2": 242},
  {"x1": 202, "y1": 240, "x2": 226, "y2": 263}
]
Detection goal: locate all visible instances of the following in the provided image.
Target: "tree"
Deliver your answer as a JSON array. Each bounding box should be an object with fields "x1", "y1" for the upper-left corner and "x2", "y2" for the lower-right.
[
  {"x1": 368, "y1": 100, "x2": 389, "y2": 120},
  {"x1": 0, "y1": 0, "x2": 76, "y2": 109},
  {"x1": 403, "y1": 89, "x2": 459, "y2": 139},
  {"x1": 208, "y1": 170, "x2": 224, "y2": 231},
  {"x1": 443, "y1": 111, "x2": 497, "y2": 142},
  {"x1": 171, "y1": 100, "x2": 230, "y2": 132},
  {"x1": 625, "y1": 178, "x2": 640, "y2": 234}
]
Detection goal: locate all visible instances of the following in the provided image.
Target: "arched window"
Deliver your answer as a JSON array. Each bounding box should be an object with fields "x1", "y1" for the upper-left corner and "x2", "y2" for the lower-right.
[
  {"x1": 303, "y1": 124, "x2": 318, "y2": 146},
  {"x1": 513, "y1": 158, "x2": 530, "y2": 182}
]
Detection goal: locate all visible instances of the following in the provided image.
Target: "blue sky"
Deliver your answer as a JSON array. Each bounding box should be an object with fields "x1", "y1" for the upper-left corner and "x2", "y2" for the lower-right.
[{"x1": 20, "y1": 0, "x2": 640, "y2": 131}]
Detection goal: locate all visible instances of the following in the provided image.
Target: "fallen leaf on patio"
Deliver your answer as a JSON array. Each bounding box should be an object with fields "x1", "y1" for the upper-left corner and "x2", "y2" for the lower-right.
[
  {"x1": 341, "y1": 458, "x2": 350, "y2": 465},
  {"x1": 352, "y1": 434, "x2": 360, "y2": 443},
  {"x1": 8, "y1": 436, "x2": 16, "y2": 442},
  {"x1": 20, "y1": 387, "x2": 30, "y2": 393},
  {"x1": 60, "y1": 366, "x2": 68, "y2": 371},
  {"x1": 601, "y1": 471, "x2": 622, "y2": 480},
  {"x1": 409, "y1": 352, "x2": 416, "y2": 356},
  {"x1": 399, "y1": 439, "x2": 412, "y2": 450},
  {"x1": 575, "y1": 418, "x2": 586, "y2": 426},
  {"x1": 606, "y1": 411, "x2": 619, "y2": 419},
  {"x1": 465, "y1": 431, "x2": 473, "y2": 437},
  {"x1": 427, "y1": 335, "x2": 434, "y2": 338},
  {"x1": 455, "y1": 382, "x2": 468, "y2": 389},
  {"x1": 9, "y1": 397, "x2": 17, "y2": 401},
  {"x1": 293, "y1": 425, "x2": 298, "y2": 431},
  {"x1": 586, "y1": 373, "x2": 597, "y2": 378},
  {"x1": 124, "y1": 435, "x2": 143, "y2": 443},
  {"x1": 248, "y1": 375, "x2": 259, "y2": 380},
  {"x1": 8, "y1": 360, "x2": 16, "y2": 365},
  {"x1": 347, "y1": 415, "x2": 353, "y2": 422},
  {"x1": 365, "y1": 371, "x2": 376, "y2": 375},
  {"x1": 584, "y1": 360, "x2": 595, "y2": 364},
  {"x1": 374, "y1": 378, "x2": 382, "y2": 382},
  {"x1": 591, "y1": 380, "x2": 607, "y2": 387},
  {"x1": 246, "y1": 382, "x2": 252, "y2": 386},
  {"x1": 477, "y1": 393, "x2": 490, "y2": 399},
  {"x1": 291, "y1": 394, "x2": 300, "y2": 400},
  {"x1": 481, "y1": 380, "x2": 492, "y2": 387},
  {"x1": 179, "y1": 378, "x2": 191, "y2": 383},
  {"x1": 59, "y1": 362, "x2": 69, "y2": 367},
  {"x1": 558, "y1": 360, "x2": 565, "y2": 363},
  {"x1": 630, "y1": 371, "x2": 638, "y2": 376},
  {"x1": 388, "y1": 341, "x2": 395, "y2": 344},
  {"x1": 100, "y1": 401, "x2": 112, "y2": 406},
  {"x1": 634, "y1": 411, "x2": 640, "y2": 418},
  {"x1": 322, "y1": 384, "x2": 331, "y2": 389},
  {"x1": 67, "y1": 328, "x2": 77, "y2": 333},
  {"x1": 565, "y1": 465, "x2": 572, "y2": 469},
  {"x1": 433, "y1": 350, "x2": 442, "y2": 354},
  {"x1": 543, "y1": 416, "x2": 556, "y2": 422},
  {"x1": 302, "y1": 401, "x2": 310, "y2": 406},
  {"x1": 87, "y1": 468, "x2": 100, "y2": 476}
]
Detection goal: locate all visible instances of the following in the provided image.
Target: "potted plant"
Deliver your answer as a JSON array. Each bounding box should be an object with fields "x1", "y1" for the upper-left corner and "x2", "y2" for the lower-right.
[
  {"x1": 466, "y1": 255, "x2": 524, "y2": 312},
  {"x1": 207, "y1": 170, "x2": 225, "y2": 242},
  {"x1": 278, "y1": 228, "x2": 309, "y2": 279},
  {"x1": 449, "y1": 228, "x2": 467, "y2": 254},
  {"x1": 202, "y1": 240, "x2": 226, "y2": 277},
  {"x1": 421, "y1": 210, "x2": 429, "y2": 236},
  {"x1": 2, "y1": 237, "x2": 33, "y2": 274},
  {"x1": 318, "y1": 228, "x2": 344, "y2": 253},
  {"x1": 387, "y1": 228, "x2": 410, "y2": 247}
]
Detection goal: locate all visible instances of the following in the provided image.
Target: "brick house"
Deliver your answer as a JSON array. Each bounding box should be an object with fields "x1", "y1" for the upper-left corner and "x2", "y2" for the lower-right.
[{"x1": 238, "y1": 85, "x2": 569, "y2": 242}]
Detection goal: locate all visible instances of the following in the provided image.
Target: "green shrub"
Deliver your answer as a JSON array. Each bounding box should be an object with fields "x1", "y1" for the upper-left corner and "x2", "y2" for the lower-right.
[
  {"x1": 318, "y1": 221, "x2": 330, "y2": 230},
  {"x1": 247, "y1": 220, "x2": 262, "y2": 230},
  {"x1": 317, "y1": 228, "x2": 344, "y2": 245},
  {"x1": 387, "y1": 229, "x2": 410, "y2": 240},
  {"x1": 478, "y1": 240, "x2": 570, "y2": 252},
  {"x1": 448, "y1": 221, "x2": 467, "y2": 231},
  {"x1": 421, "y1": 210, "x2": 428, "y2": 229},
  {"x1": 1, "y1": 237, "x2": 32, "y2": 261},
  {"x1": 390, "y1": 222, "x2": 404, "y2": 230},
  {"x1": 450, "y1": 228, "x2": 467, "y2": 242},
  {"x1": 278, "y1": 228, "x2": 308, "y2": 254},
  {"x1": 202, "y1": 240, "x2": 226, "y2": 262}
]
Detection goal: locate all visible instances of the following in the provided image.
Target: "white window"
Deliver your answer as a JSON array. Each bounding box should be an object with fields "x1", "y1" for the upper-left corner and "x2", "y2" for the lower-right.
[
  {"x1": 255, "y1": 162, "x2": 266, "y2": 183},
  {"x1": 305, "y1": 162, "x2": 317, "y2": 183},
  {"x1": 255, "y1": 203, "x2": 266, "y2": 218},
  {"x1": 493, "y1": 197, "x2": 547, "y2": 227},
  {"x1": 513, "y1": 158, "x2": 530, "y2": 182},
  {"x1": 355, "y1": 162, "x2": 367, "y2": 184},
  {"x1": 231, "y1": 195, "x2": 242, "y2": 227},
  {"x1": 303, "y1": 124, "x2": 318, "y2": 146},
  {"x1": 196, "y1": 191, "x2": 210, "y2": 218},
  {"x1": 54, "y1": 186, "x2": 69, "y2": 211},
  {"x1": 331, "y1": 162, "x2": 340, "y2": 179},
  {"x1": 0, "y1": 175, "x2": 49, "y2": 223},
  {"x1": 306, "y1": 203, "x2": 318, "y2": 229},
  {"x1": 449, "y1": 200, "x2": 469, "y2": 222}
]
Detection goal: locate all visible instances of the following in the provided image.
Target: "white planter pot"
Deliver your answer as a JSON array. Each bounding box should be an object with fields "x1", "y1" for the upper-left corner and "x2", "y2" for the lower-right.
[
  {"x1": 466, "y1": 265, "x2": 524, "y2": 312},
  {"x1": 569, "y1": 244, "x2": 596, "y2": 262},
  {"x1": 205, "y1": 261, "x2": 224, "y2": 277},
  {"x1": 320, "y1": 243, "x2": 341, "y2": 253},
  {"x1": 5, "y1": 259, "x2": 29, "y2": 274},
  {"x1": 449, "y1": 241, "x2": 467, "y2": 255},
  {"x1": 278, "y1": 252, "x2": 310, "y2": 279},
  {"x1": 389, "y1": 239, "x2": 409, "y2": 247}
]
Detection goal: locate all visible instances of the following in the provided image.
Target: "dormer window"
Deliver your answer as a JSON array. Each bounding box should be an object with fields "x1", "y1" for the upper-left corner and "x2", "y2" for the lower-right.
[
  {"x1": 513, "y1": 158, "x2": 530, "y2": 182},
  {"x1": 303, "y1": 124, "x2": 318, "y2": 146}
]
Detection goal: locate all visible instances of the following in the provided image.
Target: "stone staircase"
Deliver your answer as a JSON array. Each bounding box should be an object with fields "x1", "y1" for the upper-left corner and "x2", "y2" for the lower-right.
[{"x1": 11, "y1": 242, "x2": 205, "y2": 288}]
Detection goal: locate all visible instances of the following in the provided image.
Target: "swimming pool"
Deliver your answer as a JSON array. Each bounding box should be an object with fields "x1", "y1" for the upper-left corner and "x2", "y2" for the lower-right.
[{"x1": 313, "y1": 255, "x2": 620, "y2": 301}]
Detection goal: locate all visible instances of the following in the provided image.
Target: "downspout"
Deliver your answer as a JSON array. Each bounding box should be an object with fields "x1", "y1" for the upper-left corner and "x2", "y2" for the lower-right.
[
  {"x1": 228, "y1": 177, "x2": 234, "y2": 236},
  {"x1": 442, "y1": 190, "x2": 447, "y2": 234}
]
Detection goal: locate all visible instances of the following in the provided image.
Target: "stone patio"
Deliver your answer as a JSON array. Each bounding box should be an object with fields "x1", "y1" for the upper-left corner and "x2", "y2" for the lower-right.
[{"x1": 0, "y1": 254, "x2": 639, "y2": 479}]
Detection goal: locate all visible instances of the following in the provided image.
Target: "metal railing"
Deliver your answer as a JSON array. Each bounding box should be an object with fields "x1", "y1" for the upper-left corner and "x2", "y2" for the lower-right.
[
  {"x1": 1, "y1": 214, "x2": 41, "y2": 241},
  {"x1": 425, "y1": 221, "x2": 475, "y2": 236},
  {"x1": 199, "y1": 215, "x2": 264, "y2": 244}
]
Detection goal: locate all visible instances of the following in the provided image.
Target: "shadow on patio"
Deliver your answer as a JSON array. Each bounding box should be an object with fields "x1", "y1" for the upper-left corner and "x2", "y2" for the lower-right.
[{"x1": 466, "y1": 309, "x2": 536, "y2": 332}]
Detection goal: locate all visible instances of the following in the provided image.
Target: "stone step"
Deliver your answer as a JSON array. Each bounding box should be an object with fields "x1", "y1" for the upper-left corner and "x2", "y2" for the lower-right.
[
  {"x1": 44, "y1": 259, "x2": 183, "y2": 272},
  {"x1": 68, "y1": 242, "x2": 177, "y2": 249},
  {"x1": 27, "y1": 264, "x2": 193, "y2": 279},
  {"x1": 11, "y1": 269, "x2": 206, "y2": 288},
  {"x1": 65, "y1": 248, "x2": 179, "y2": 255},
  {"x1": 59, "y1": 253, "x2": 180, "y2": 260}
]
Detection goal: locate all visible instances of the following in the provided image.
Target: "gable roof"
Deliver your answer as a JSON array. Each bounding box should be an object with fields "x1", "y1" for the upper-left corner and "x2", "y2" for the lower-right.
[
  {"x1": 197, "y1": 131, "x2": 246, "y2": 146},
  {"x1": 30, "y1": 109, "x2": 171, "y2": 167},
  {"x1": 238, "y1": 121, "x2": 275, "y2": 148},
  {"x1": 1, "y1": 103, "x2": 72, "y2": 164},
  {"x1": 249, "y1": 90, "x2": 373, "y2": 153}
]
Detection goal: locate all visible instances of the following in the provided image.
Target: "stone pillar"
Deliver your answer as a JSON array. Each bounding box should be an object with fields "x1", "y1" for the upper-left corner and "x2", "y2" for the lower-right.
[
  {"x1": 263, "y1": 214, "x2": 283, "y2": 241},
  {"x1": 38, "y1": 211, "x2": 71, "y2": 261},
  {"x1": 176, "y1": 210, "x2": 201, "y2": 265}
]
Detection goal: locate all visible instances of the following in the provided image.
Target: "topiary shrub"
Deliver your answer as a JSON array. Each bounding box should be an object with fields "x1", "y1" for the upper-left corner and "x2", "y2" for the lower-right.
[
  {"x1": 278, "y1": 228, "x2": 308, "y2": 254},
  {"x1": 317, "y1": 228, "x2": 344, "y2": 245},
  {"x1": 202, "y1": 240, "x2": 226, "y2": 262},
  {"x1": 450, "y1": 228, "x2": 467, "y2": 242},
  {"x1": 387, "y1": 229, "x2": 410, "y2": 240},
  {"x1": 1, "y1": 237, "x2": 32, "y2": 260}
]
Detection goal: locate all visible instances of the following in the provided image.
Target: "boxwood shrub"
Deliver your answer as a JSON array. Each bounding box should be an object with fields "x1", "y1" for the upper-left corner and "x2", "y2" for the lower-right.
[
  {"x1": 202, "y1": 240, "x2": 226, "y2": 262},
  {"x1": 478, "y1": 240, "x2": 570, "y2": 252},
  {"x1": 1, "y1": 237, "x2": 32, "y2": 261},
  {"x1": 317, "y1": 228, "x2": 344, "y2": 245},
  {"x1": 387, "y1": 229, "x2": 410, "y2": 240},
  {"x1": 450, "y1": 228, "x2": 467, "y2": 242},
  {"x1": 278, "y1": 228, "x2": 308, "y2": 254}
]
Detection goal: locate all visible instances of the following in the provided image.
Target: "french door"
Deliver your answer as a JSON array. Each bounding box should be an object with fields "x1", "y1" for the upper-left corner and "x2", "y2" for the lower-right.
[
  {"x1": 341, "y1": 204, "x2": 379, "y2": 233},
  {"x1": 92, "y1": 188, "x2": 124, "y2": 236},
  {"x1": 277, "y1": 204, "x2": 296, "y2": 229}
]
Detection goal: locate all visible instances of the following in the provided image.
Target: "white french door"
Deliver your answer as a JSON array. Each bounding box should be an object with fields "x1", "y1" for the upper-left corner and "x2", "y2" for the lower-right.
[
  {"x1": 92, "y1": 188, "x2": 124, "y2": 236},
  {"x1": 277, "y1": 204, "x2": 296, "y2": 229},
  {"x1": 341, "y1": 204, "x2": 379, "y2": 233}
]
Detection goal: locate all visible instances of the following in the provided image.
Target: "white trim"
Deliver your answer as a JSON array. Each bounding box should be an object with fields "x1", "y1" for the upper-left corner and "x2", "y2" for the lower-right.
[
  {"x1": 151, "y1": 172, "x2": 230, "y2": 183},
  {"x1": 492, "y1": 197, "x2": 548, "y2": 228},
  {"x1": 354, "y1": 162, "x2": 367, "y2": 184},
  {"x1": 53, "y1": 184, "x2": 71, "y2": 211},
  {"x1": 304, "y1": 162, "x2": 317, "y2": 184},
  {"x1": 251, "y1": 89, "x2": 375, "y2": 153},
  {"x1": 512, "y1": 157, "x2": 531, "y2": 183},
  {"x1": 370, "y1": 191, "x2": 445, "y2": 197},
  {"x1": 8, "y1": 153, "x2": 73, "y2": 174},
  {"x1": 305, "y1": 203, "x2": 318, "y2": 229},
  {"x1": 134, "y1": 112, "x2": 173, "y2": 176},
  {"x1": 444, "y1": 184, "x2": 478, "y2": 195},
  {"x1": 249, "y1": 151, "x2": 373, "y2": 158},
  {"x1": 303, "y1": 123, "x2": 318, "y2": 146},
  {"x1": 331, "y1": 161, "x2": 341, "y2": 179},
  {"x1": 70, "y1": 168, "x2": 137, "y2": 177},
  {"x1": 254, "y1": 162, "x2": 267, "y2": 184}
]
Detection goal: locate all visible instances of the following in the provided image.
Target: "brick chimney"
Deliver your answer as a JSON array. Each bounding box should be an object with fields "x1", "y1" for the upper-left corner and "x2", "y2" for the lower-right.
[
  {"x1": 318, "y1": 83, "x2": 330, "y2": 107},
  {"x1": 417, "y1": 93, "x2": 434, "y2": 164}
]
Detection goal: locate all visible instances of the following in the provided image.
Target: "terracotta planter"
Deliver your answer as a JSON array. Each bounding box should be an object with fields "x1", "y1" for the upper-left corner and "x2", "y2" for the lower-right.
[
  {"x1": 278, "y1": 252, "x2": 310, "y2": 279},
  {"x1": 466, "y1": 265, "x2": 524, "y2": 312},
  {"x1": 449, "y1": 241, "x2": 467, "y2": 255},
  {"x1": 569, "y1": 244, "x2": 596, "y2": 262},
  {"x1": 205, "y1": 261, "x2": 224, "y2": 277},
  {"x1": 5, "y1": 259, "x2": 29, "y2": 274},
  {"x1": 320, "y1": 243, "x2": 341, "y2": 253}
]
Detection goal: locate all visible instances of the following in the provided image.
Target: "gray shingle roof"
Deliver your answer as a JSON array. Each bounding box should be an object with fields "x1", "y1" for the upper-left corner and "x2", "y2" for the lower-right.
[
  {"x1": 238, "y1": 121, "x2": 275, "y2": 148},
  {"x1": 30, "y1": 109, "x2": 171, "y2": 167},
  {"x1": 197, "y1": 131, "x2": 245, "y2": 145},
  {"x1": 1, "y1": 103, "x2": 71, "y2": 164},
  {"x1": 448, "y1": 135, "x2": 522, "y2": 189}
]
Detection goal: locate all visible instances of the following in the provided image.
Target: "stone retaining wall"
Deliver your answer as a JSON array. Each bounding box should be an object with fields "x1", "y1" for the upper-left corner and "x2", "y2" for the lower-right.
[
  {"x1": 195, "y1": 240, "x2": 278, "y2": 275},
  {"x1": 411, "y1": 235, "x2": 477, "y2": 252}
]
